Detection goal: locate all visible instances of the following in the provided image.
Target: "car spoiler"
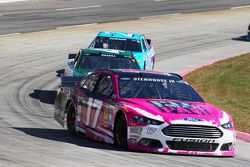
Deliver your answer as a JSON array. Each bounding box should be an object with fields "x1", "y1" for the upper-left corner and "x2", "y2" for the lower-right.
[{"x1": 61, "y1": 76, "x2": 83, "y2": 87}]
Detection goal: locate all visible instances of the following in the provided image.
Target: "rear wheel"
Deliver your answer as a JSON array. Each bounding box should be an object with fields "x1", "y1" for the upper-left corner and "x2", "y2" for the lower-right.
[
  {"x1": 115, "y1": 113, "x2": 128, "y2": 148},
  {"x1": 67, "y1": 103, "x2": 76, "y2": 134}
]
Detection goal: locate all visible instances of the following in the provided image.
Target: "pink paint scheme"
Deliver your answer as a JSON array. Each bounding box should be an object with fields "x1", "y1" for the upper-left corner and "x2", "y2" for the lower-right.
[{"x1": 55, "y1": 69, "x2": 236, "y2": 156}]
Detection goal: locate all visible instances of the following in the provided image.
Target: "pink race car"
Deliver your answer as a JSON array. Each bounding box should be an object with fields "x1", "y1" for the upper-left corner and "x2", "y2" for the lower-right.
[{"x1": 54, "y1": 69, "x2": 236, "y2": 156}]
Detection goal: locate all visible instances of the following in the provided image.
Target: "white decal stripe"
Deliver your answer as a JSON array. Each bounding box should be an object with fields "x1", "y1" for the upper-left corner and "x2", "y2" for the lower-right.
[
  {"x1": 97, "y1": 126, "x2": 114, "y2": 137},
  {"x1": 125, "y1": 105, "x2": 164, "y2": 122},
  {"x1": 90, "y1": 129, "x2": 113, "y2": 144},
  {"x1": 92, "y1": 99, "x2": 103, "y2": 129},
  {"x1": 86, "y1": 98, "x2": 93, "y2": 126}
]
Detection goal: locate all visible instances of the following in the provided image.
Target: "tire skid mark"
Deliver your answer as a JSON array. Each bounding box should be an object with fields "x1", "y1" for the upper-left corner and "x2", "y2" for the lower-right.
[
  {"x1": 5, "y1": 81, "x2": 42, "y2": 127},
  {"x1": 0, "y1": 53, "x2": 64, "y2": 76},
  {"x1": 157, "y1": 39, "x2": 234, "y2": 61},
  {"x1": 19, "y1": 71, "x2": 56, "y2": 115}
]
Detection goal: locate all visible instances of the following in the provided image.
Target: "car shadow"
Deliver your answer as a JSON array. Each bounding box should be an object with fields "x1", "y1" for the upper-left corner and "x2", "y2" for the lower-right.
[
  {"x1": 29, "y1": 90, "x2": 57, "y2": 105},
  {"x1": 13, "y1": 127, "x2": 231, "y2": 158},
  {"x1": 56, "y1": 69, "x2": 65, "y2": 77},
  {"x1": 232, "y1": 35, "x2": 249, "y2": 42},
  {"x1": 14, "y1": 127, "x2": 127, "y2": 152}
]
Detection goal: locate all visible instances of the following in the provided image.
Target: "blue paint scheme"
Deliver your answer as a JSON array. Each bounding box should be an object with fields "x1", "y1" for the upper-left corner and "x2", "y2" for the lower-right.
[{"x1": 89, "y1": 32, "x2": 155, "y2": 70}]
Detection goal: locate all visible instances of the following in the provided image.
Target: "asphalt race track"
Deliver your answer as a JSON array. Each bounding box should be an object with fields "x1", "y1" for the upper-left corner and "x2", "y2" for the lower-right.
[
  {"x1": 1, "y1": 1, "x2": 250, "y2": 167},
  {"x1": 1, "y1": 0, "x2": 250, "y2": 35}
]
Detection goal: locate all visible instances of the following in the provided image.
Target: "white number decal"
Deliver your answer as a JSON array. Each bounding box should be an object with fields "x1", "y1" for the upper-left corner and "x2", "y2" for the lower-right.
[{"x1": 85, "y1": 97, "x2": 103, "y2": 129}]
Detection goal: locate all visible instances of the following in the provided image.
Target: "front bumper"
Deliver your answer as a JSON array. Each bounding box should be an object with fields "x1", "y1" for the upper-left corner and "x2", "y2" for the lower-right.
[{"x1": 127, "y1": 123, "x2": 236, "y2": 156}]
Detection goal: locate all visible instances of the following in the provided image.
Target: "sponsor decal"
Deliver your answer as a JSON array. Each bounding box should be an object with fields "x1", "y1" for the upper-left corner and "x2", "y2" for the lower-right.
[
  {"x1": 130, "y1": 126, "x2": 143, "y2": 135},
  {"x1": 109, "y1": 38, "x2": 126, "y2": 40},
  {"x1": 128, "y1": 138, "x2": 139, "y2": 144},
  {"x1": 148, "y1": 100, "x2": 211, "y2": 115},
  {"x1": 133, "y1": 77, "x2": 167, "y2": 82},
  {"x1": 129, "y1": 134, "x2": 141, "y2": 139},
  {"x1": 128, "y1": 133, "x2": 141, "y2": 144},
  {"x1": 183, "y1": 118, "x2": 202, "y2": 122},
  {"x1": 173, "y1": 138, "x2": 215, "y2": 143},
  {"x1": 101, "y1": 54, "x2": 116, "y2": 57},
  {"x1": 146, "y1": 127, "x2": 157, "y2": 134},
  {"x1": 103, "y1": 107, "x2": 113, "y2": 129}
]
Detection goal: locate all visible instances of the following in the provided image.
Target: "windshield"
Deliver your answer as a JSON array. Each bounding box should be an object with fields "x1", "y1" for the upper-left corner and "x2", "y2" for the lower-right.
[
  {"x1": 118, "y1": 76, "x2": 204, "y2": 102},
  {"x1": 79, "y1": 55, "x2": 139, "y2": 70},
  {"x1": 90, "y1": 36, "x2": 142, "y2": 52}
]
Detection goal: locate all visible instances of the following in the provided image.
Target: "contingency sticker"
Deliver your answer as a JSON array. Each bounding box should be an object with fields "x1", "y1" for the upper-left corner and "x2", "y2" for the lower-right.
[
  {"x1": 148, "y1": 100, "x2": 211, "y2": 115},
  {"x1": 128, "y1": 126, "x2": 143, "y2": 144}
]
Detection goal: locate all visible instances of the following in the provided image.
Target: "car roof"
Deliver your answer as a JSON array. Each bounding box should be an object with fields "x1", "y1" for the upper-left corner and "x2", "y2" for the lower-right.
[
  {"x1": 95, "y1": 69, "x2": 183, "y2": 80},
  {"x1": 81, "y1": 48, "x2": 134, "y2": 58},
  {"x1": 97, "y1": 31, "x2": 143, "y2": 40}
]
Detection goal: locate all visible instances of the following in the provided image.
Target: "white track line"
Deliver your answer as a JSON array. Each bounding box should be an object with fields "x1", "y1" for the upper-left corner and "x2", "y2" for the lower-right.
[
  {"x1": 0, "y1": 33, "x2": 21, "y2": 38},
  {"x1": 0, "y1": 0, "x2": 28, "y2": 4},
  {"x1": 56, "y1": 23, "x2": 98, "y2": 30},
  {"x1": 140, "y1": 13, "x2": 181, "y2": 19},
  {"x1": 56, "y1": 5, "x2": 101, "y2": 11},
  {"x1": 230, "y1": 5, "x2": 250, "y2": 10},
  {"x1": 154, "y1": 0, "x2": 167, "y2": 2}
]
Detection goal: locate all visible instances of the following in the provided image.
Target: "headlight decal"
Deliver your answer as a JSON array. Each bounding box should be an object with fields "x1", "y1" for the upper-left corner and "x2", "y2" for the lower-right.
[
  {"x1": 134, "y1": 115, "x2": 164, "y2": 125},
  {"x1": 221, "y1": 122, "x2": 233, "y2": 129}
]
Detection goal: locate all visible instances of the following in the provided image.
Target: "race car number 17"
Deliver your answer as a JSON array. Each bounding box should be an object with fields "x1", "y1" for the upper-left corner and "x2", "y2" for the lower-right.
[{"x1": 85, "y1": 97, "x2": 103, "y2": 129}]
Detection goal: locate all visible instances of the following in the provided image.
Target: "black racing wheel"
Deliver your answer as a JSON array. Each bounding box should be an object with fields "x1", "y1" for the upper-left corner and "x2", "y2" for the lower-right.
[
  {"x1": 115, "y1": 113, "x2": 128, "y2": 148},
  {"x1": 67, "y1": 103, "x2": 76, "y2": 134}
]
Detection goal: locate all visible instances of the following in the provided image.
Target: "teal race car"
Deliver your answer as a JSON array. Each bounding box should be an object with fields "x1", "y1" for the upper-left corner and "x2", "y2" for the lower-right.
[
  {"x1": 88, "y1": 32, "x2": 155, "y2": 70},
  {"x1": 63, "y1": 48, "x2": 140, "y2": 77}
]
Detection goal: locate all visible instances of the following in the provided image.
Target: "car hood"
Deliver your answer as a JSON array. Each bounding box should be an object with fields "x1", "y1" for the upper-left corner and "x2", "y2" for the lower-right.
[{"x1": 120, "y1": 98, "x2": 231, "y2": 126}]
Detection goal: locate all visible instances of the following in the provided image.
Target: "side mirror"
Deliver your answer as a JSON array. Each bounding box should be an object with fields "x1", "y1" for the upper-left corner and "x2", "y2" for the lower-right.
[
  {"x1": 68, "y1": 53, "x2": 77, "y2": 59},
  {"x1": 146, "y1": 39, "x2": 151, "y2": 45}
]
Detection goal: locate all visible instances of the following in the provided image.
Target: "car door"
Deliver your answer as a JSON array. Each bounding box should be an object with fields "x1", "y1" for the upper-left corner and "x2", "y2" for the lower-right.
[
  {"x1": 78, "y1": 73, "x2": 116, "y2": 137},
  {"x1": 76, "y1": 73, "x2": 99, "y2": 130},
  {"x1": 91, "y1": 73, "x2": 116, "y2": 135}
]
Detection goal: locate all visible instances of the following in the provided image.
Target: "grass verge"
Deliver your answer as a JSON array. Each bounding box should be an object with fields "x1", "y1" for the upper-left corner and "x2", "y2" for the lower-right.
[{"x1": 184, "y1": 53, "x2": 250, "y2": 133}]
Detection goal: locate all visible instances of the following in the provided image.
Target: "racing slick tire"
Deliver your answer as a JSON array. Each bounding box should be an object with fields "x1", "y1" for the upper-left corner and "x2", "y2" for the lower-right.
[
  {"x1": 152, "y1": 56, "x2": 155, "y2": 70},
  {"x1": 66, "y1": 102, "x2": 76, "y2": 134},
  {"x1": 114, "y1": 112, "x2": 128, "y2": 148},
  {"x1": 144, "y1": 61, "x2": 146, "y2": 70}
]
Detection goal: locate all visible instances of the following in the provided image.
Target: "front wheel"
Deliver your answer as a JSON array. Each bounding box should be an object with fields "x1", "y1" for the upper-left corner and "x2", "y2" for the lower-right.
[
  {"x1": 114, "y1": 113, "x2": 128, "y2": 148},
  {"x1": 67, "y1": 103, "x2": 76, "y2": 134},
  {"x1": 144, "y1": 61, "x2": 146, "y2": 70},
  {"x1": 152, "y1": 56, "x2": 155, "y2": 70}
]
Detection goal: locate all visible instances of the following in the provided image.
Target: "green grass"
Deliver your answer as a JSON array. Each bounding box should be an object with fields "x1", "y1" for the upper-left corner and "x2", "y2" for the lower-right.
[{"x1": 185, "y1": 53, "x2": 250, "y2": 133}]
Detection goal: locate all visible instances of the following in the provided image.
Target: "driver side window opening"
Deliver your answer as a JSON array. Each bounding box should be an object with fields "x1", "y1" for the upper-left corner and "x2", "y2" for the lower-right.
[
  {"x1": 93, "y1": 74, "x2": 114, "y2": 97},
  {"x1": 81, "y1": 74, "x2": 99, "y2": 91}
]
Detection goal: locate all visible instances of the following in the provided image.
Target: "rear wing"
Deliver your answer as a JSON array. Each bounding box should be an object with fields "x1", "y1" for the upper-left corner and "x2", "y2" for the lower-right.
[{"x1": 61, "y1": 76, "x2": 83, "y2": 87}]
